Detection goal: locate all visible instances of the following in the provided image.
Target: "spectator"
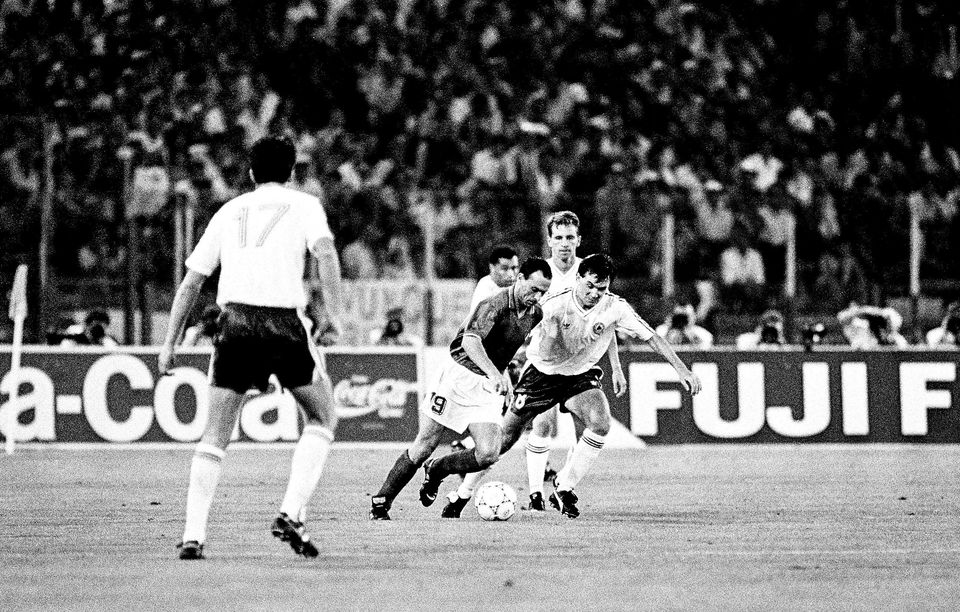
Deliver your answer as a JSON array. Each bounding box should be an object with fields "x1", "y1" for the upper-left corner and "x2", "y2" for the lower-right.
[
  {"x1": 926, "y1": 302, "x2": 960, "y2": 347},
  {"x1": 372, "y1": 307, "x2": 423, "y2": 347},
  {"x1": 60, "y1": 310, "x2": 120, "y2": 347},
  {"x1": 838, "y1": 304, "x2": 909, "y2": 349},
  {"x1": 655, "y1": 304, "x2": 714, "y2": 348},
  {"x1": 719, "y1": 226, "x2": 766, "y2": 312},
  {"x1": 736, "y1": 309, "x2": 788, "y2": 348}
]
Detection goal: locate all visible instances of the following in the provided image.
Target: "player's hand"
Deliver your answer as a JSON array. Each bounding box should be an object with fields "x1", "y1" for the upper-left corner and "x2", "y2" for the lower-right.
[
  {"x1": 158, "y1": 343, "x2": 176, "y2": 376},
  {"x1": 611, "y1": 368, "x2": 627, "y2": 397},
  {"x1": 680, "y1": 369, "x2": 702, "y2": 395}
]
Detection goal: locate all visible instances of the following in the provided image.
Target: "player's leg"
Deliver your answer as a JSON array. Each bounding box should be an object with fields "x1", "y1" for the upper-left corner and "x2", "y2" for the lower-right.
[
  {"x1": 550, "y1": 388, "x2": 610, "y2": 518},
  {"x1": 276, "y1": 374, "x2": 338, "y2": 528},
  {"x1": 441, "y1": 407, "x2": 534, "y2": 517},
  {"x1": 179, "y1": 385, "x2": 245, "y2": 559},
  {"x1": 526, "y1": 405, "x2": 558, "y2": 497},
  {"x1": 371, "y1": 413, "x2": 448, "y2": 519},
  {"x1": 268, "y1": 314, "x2": 337, "y2": 556}
]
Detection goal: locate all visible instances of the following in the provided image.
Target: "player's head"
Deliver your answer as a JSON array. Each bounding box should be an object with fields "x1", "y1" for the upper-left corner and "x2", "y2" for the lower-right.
[
  {"x1": 488, "y1": 245, "x2": 519, "y2": 288},
  {"x1": 249, "y1": 136, "x2": 296, "y2": 184},
  {"x1": 575, "y1": 253, "x2": 615, "y2": 309},
  {"x1": 515, "y1": 257, "x2": 553, "y2": 307},
  {"x1": 546, "y1": 211, "x2": 581, "y2": 262}
]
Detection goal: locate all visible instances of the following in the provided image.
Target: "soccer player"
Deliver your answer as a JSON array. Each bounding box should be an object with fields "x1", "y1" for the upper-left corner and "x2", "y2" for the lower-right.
[
  {"x1": 159, "y1": 136, "x2": 343, "y2": 560},
  {"x1": 451, "y1": 245, "x2": 521, "y2": 454},
  {"x1": 435, "y1": 254, "x2": 701, "y2": 518},
  {"x1": 369, "y1": 257, "x2": 553, "y2": 520},
  {"x1": 469, "y1": 245, "x2": 520, "y2": 315},
  {"x1": 443, "y1": 211, "x2": 626, "y2": 516}
]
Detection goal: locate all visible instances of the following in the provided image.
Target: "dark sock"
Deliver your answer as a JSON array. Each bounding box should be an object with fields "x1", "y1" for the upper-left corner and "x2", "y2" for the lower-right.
[
  {"x1": 431, "y1": 449, "x2": 485, "y2": 479},
  {"x1": 375, "y1": 450, "x2": 420, "y2": 505}
]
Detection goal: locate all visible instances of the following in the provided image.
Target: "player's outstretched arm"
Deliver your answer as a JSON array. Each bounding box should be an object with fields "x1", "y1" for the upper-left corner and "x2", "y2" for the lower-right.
[
  {"x1": 644, "y1": 332, "x2": 702, "y2": 395},
  {"x1": 310, "y1": 236, "x2": 345, "y2": 338},
  {"x1": 159, "y1": 270, "x2": 207, "y2": 374}
]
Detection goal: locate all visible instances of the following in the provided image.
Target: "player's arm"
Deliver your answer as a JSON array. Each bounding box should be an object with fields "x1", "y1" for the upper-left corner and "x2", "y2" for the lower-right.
[
  {"x1": 310, "y1": 236, "x2": 345, "y2": 338},
  {"x1": 644, "y1": 332, "x2": 701, "y2": 395},
  {"x1": 462, "y1": 298, "x2": 513, "y2": 398},
  {"x1": 616, "y1": 301, "x2": 700, "y2": 395},
  {"x1": 606, "y1": 335, "x2": 627, "y2": 397},
  {"x1": 159, "y1": 270, "x2": 208, "y2": 374}
]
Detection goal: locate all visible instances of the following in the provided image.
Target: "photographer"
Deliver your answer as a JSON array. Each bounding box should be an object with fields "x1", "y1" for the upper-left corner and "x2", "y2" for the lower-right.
[
  {"x1": 926, "y1": 302, "x2": 960, "y2": 347},
  {"x1": 736, "y1": 309, "x2": 787, "y2": 348},
  {"x1": 373, "y1": 307, "x2": 423, "y2": 347},
  {"x1": 181, "y1": 305, "x2": 220, "y2": 347},
  {"x1": 838, "y1": 304, "x2": 909, "y2": 349},
  {"x1": 655, "y1": 304, "x2": 714, "y2": 347},
  {"x1": 59, "y1": 310, "x2": 120, "y2": 347}
]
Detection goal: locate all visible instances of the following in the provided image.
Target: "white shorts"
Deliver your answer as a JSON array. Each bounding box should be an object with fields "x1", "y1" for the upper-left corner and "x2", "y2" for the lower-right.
[{"x1": 422, "y1": 359, "x2": 505, "y2": 434}]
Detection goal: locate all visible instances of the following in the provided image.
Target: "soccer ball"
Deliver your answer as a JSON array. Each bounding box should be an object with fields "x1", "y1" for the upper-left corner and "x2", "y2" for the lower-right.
[{"x1": 474, "y1": 481, "x2": 518, "y2": 521}]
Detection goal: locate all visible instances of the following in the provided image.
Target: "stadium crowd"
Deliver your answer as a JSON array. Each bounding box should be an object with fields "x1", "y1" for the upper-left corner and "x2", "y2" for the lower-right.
[{"x1": 3, "y1": 0, "x2": 960, "y2": 339}]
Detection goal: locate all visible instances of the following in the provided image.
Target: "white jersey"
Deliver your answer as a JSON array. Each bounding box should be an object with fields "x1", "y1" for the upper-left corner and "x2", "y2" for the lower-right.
[
  {"x1": 527, "y1": 288, "x2": 655, "y2": 376},
  {"x1": 186, "y1": 183, "x2": 333, "y2": 308},
  {"x1": 468, "y1": 275, "x2": 502, "y2": 316},
  {"x1": 547, "y1": 257, "x2": 581, "y2": 293}
]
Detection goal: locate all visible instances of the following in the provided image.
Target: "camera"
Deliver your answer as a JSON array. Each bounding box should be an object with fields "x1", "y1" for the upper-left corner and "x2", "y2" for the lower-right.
[
  {"x1": 759, "y1": 323, "x2": 782, "y2": 345},
  {"x1": 670, "y1": 312, "x2": 690, "y2": 330}
]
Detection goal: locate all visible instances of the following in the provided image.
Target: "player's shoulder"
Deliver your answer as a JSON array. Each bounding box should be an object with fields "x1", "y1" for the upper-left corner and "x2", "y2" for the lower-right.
[{"x1": 605, "y1": 291, "x2": 639, "y2": 313}]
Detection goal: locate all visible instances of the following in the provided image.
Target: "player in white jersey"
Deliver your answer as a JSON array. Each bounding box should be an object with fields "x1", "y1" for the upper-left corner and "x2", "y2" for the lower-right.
[
  {"x1": 442, "y1": 254, "x2": 701, "y2": 518},
  {"x1": 525, "y1": 211, "x2": 626, "y2": 511},
  {"x1": 158, "y1": 136, "x2": 344, "y2": 560}
]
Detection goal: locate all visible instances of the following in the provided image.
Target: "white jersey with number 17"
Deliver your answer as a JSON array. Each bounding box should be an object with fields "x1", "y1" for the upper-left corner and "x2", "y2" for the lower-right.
[
  {"x1": 186, "y1": 183, "x2": 333, "y2": 308},
  {"x1": 527, "y1": 288, "x2": 655, "y2": 376}
]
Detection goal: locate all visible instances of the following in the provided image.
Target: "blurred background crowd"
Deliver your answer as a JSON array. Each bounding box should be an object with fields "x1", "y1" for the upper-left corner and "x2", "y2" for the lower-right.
[{"x1": 2, "y1": 0, "x2": 960, "y2": 345}]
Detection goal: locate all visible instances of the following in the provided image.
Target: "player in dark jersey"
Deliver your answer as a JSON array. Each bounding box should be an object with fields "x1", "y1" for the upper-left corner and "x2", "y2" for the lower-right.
[{"x1": 369, "y1": 257, "x2": 553, "y2": 520}]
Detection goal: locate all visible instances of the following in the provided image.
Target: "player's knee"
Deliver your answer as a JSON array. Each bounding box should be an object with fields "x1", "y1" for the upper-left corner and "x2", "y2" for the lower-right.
[
  {"x1": 474, "y1": 446, "x2": 499, "y2": 468},
  {"x1": 588, "y1": 417, "x2": 610, "y2": 437}
]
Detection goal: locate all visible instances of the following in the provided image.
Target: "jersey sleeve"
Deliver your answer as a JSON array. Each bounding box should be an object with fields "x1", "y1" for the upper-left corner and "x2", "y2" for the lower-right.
[
  {"x1": 185, "y1": 210, "x2": 223, "y2": 276},
  {"x1": 463, "y1": 294, "x2": 504, "y2": 339},
  {"x1": 304, "y1": 198, "x2": 334, "y2": 248},
  {"x1": 614, "y1": 299, "x2": 656, "y2": 341}
]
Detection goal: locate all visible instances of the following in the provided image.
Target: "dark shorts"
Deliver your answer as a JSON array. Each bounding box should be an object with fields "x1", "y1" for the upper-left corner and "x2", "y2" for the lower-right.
[
  {"x1": 510, "y1": 364, "x2": 604, "y2": 419},
  {"x1": 210, "y1": 303, "x2": 316, "y2": 394}
]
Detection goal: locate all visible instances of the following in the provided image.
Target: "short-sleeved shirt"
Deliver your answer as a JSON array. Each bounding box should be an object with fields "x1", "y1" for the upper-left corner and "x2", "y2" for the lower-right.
[
  {"x1": 450, "y1": 285, "x2": 543, "y2": 376},
  {"x1": 186, "y1": 183, "x2": 333, "y2": 308},
  {"x1": 527, "y1": 288, "x2": 655, "y2": 376}
]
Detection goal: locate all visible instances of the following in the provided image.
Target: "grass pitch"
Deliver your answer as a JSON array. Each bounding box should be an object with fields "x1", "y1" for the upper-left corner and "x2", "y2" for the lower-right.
[{"x1": 2, "y1": 444, "x2": 960, "y2": 611}]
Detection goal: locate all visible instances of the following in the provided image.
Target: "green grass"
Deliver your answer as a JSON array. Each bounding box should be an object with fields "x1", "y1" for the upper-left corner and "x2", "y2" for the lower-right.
[{"x1": 2, "y1": 445, "x2": 960, "y2": 610}]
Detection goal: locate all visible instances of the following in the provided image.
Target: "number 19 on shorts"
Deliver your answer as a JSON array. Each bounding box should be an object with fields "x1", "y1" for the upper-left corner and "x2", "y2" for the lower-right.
[{"x1": 429, "y1": 393, "x2": 447, "y2": 415}]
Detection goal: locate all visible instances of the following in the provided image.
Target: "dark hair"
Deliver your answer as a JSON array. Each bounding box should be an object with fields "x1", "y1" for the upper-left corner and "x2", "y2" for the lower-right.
[
  {"x1": 519, "y1": 256, "x2": 552, "y2": 280},
  {"x1": 546, "y1": 210, "x2": 580, "y2": 237},
  {"x1": 578, "y1": 253, "x2": 615, "y2": 282},
  {"x1": 250, "y1": 136, "x2": 296, "y2": 184},
  {"x1": 489, "y1": 244, "x2": 517, "y2": 265},
  {"x1": 85, "y1": 310, "x2": 110, "y2": 326}
]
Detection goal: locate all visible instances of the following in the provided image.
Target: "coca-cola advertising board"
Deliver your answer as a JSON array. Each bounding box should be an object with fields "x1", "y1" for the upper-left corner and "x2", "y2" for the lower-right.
[{"x1": 0, "y1": 347, "x2": 422, "y2": 443}]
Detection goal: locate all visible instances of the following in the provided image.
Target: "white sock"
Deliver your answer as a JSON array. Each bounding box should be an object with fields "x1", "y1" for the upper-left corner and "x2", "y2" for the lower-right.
[
  {"x1": 555, "y1": 429, "x2": 605, "y2": 492},
  {"x1": 182, "y1": 443, "x2": 225, "y2": 544},
  {"x1": 280, "y1": 424, "x2": 335, "y2": 522},
  {"x1": 525, "y1": 434, "x2": 552, "y2": 496},
  {"x1": 456, "y1": 468, "x2": 489, "y2": 499}
]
